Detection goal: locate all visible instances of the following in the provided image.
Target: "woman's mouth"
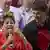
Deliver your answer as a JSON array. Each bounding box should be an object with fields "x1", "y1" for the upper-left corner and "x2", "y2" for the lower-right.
[{"x1": 7, "y1": 25, "x2": 13, "y2": 29}]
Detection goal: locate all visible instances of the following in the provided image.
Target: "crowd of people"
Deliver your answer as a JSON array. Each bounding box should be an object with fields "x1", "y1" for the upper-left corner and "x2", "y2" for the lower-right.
[{"x1": 0, "y1": 0, "x2": 50, "y2": 50}]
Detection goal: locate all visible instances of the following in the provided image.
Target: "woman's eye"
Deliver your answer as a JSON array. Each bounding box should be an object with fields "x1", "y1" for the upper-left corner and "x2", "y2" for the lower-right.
[
  {"x1": 6, "y1": 22, "x2": 9, "y2": 24},
  {"x1": 10, "y1": 21, "x2": 13, "y2": 24}
]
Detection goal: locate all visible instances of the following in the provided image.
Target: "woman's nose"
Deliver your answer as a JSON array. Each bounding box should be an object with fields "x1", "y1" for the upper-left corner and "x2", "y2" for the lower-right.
[{"x1": 7, "y1": 22, "x2": 11, "y2": 25}]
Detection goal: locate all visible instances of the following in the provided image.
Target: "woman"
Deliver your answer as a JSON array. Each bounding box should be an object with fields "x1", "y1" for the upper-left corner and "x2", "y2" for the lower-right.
[{"x1": 0, "y1": 11, "x2": 33, "y2": 50}]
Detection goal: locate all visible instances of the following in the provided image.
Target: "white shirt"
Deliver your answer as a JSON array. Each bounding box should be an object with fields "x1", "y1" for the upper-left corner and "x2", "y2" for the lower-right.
[{"x1": 9, "y1": 6, "x2": 35, "y2": 30}]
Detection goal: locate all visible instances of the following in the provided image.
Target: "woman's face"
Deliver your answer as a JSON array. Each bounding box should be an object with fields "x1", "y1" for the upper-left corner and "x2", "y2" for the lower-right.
[{"x1": 4, "y1": 18, "x2": 14, "y2": 34}]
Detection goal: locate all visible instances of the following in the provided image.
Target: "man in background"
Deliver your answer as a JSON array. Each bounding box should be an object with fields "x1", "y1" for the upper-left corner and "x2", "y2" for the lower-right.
[{"x1": 14, "y1": 0, "x2": 35, "y2": 31}]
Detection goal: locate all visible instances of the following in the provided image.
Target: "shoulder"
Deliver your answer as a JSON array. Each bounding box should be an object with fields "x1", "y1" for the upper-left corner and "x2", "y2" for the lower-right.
[{"x1": 23, "y1": 20, "x2": 37, "y2": 32}]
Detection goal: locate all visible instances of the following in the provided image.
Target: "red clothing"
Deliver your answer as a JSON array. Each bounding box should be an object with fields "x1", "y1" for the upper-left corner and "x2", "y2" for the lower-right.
[
  {"x1": 0, "y1": 32, "x2": 32, "y2": 50},
  {"x1": 37, "y1": 27, "x2": 50, "y2": 50}
]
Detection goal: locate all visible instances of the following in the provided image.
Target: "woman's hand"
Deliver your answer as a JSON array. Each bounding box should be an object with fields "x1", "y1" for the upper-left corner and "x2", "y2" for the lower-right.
[
  {"x1": 7, "y1": 34, "x2": 13, "y2": 44},
  {"x1": 8, "y1": 43, "x2": 14, "y2": 48},
  {"x1": 1, "y1": 34, "x2": 13, "y2": 49}
]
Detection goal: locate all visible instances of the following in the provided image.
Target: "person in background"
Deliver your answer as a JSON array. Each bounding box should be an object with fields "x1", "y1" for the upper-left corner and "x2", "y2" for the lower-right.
[
  {"x1": 22, "y1": 1, "x2": 50, "y2": 50},
  {"x1": 4, "y1": 0, "x2": 20, "y2": 13},
  {"x1": 14, "y1": 0, "x2": 36, "y2": 31},
  {"x1": 0, "y1": 11, "x2": 33, "y2": 50},
  {"x1": 9, "y1": 0, "x2": 22, "y2": 13}
]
